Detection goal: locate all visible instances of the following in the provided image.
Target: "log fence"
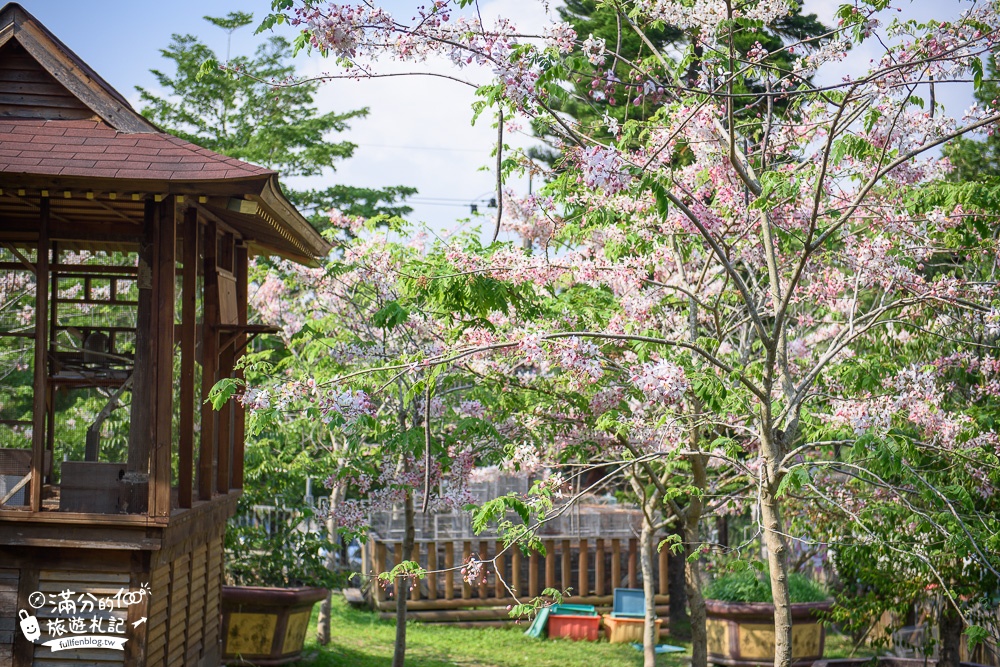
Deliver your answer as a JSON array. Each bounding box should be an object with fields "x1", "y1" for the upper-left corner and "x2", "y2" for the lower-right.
[{"x1": 362, "y1": 535, "x2": 670, "y2": 620}]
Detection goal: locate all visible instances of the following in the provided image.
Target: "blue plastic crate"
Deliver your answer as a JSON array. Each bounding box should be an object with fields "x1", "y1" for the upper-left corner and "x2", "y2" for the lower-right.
[{"x1": 613, "y1": 588, "x2": 645, "y2": 618}]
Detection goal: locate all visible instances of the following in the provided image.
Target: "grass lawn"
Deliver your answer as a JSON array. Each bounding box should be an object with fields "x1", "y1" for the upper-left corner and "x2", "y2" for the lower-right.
[{"x1": 298, "y1": 596, "x2": 872, "y2": 667}]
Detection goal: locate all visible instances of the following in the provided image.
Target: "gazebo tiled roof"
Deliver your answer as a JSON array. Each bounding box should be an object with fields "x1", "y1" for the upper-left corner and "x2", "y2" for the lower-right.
[
  {"x1": 0, "y1": 2, "x2": 331, "y2": 263},
  {"x1": 0, "y1": 119, "x2": 275, "y2": 181}
]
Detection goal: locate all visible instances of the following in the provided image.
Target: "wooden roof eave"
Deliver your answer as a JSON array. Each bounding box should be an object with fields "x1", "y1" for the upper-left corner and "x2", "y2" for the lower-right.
[
  {"x1": 252, "y1": 176, "x2": 332, "y2": 259},
  {"x1": 0, "y1": 173, "x2": 274, "y2": 198}
]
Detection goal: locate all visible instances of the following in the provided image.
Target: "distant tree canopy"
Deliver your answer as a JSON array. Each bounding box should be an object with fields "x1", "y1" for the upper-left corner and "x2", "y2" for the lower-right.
[
  {"x1": 138, "y1": 12, "x2": 415, "y2": 229},
  {"x1": 529, "y1": 0, "x2": 829, "y2": 156}
]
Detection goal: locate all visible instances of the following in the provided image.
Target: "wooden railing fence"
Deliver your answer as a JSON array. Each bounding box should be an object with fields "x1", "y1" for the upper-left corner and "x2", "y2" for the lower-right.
[{"x1": 363, "y1": 536, "x2": 671, "y2": 619}]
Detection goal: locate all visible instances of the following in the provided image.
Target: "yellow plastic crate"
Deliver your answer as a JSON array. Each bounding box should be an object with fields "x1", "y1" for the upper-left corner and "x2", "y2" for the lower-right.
[{"x1": 602, "y1": 614, "x2": 662, "y2": 644}]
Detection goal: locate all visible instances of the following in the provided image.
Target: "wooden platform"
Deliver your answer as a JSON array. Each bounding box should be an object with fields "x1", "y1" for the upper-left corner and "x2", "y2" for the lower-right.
[{"x1": 0, "y1": 492, "x2": 238, "y2": 667}]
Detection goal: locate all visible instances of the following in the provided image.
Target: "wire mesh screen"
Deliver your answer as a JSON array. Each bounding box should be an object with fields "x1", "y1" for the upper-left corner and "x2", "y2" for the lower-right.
[{"x1": 0, "y1": 246, "x2": 37, "y2": 452}]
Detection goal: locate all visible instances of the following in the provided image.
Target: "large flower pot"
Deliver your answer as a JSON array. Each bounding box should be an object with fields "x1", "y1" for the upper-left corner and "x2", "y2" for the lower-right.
[
  {"x1": 221, "y1": 585, "x2": 328, "y2": 666},
  {"x1": 706, "y1": 600, "x2": 832, "y2": 667}
]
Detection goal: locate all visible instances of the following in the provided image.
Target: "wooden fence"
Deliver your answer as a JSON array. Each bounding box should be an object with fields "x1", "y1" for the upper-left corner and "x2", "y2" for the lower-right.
[{"x1": 363, "y1": 536, "x2": 671, "y2": 623}]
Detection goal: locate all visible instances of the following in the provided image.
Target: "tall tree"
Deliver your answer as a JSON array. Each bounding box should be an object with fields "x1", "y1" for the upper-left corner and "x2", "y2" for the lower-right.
[{"x1": 138, "y1": 12, "x2": 415, "y2": 229}]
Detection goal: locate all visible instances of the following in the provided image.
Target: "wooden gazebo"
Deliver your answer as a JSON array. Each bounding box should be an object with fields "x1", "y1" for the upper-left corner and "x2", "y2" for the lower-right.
[{"x1": 0, "y1": 4, "x2": 329, "y2": 666}]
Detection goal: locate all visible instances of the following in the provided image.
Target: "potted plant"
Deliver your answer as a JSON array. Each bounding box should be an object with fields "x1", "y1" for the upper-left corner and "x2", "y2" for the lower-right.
[
  {"x1": 704, "y1": 570, "x2": 831, "y2": 667},
  {"x1": 221, "y1": 493, "x2": 340, "y2": 666}
]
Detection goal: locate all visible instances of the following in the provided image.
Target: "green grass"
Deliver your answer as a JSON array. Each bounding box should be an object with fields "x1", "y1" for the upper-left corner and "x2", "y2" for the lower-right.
[
  {"x1": 298, "y1": 597, "x2": 691, "y2": 667},
  {"x1": 299, "y1": 596, "x2": 876, "y2": 667}
]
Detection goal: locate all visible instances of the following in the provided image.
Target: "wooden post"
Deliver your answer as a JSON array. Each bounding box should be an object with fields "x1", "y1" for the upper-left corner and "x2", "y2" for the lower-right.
[
  {"x1": 125, "y1": 199, "x2": 156, "y2": 514},
  {"x1": 595, "y1": 538, "x2": 606, "y2": 596},
  {"x1": 410, "y1": 543, "x2": 421, "y2": 601},
  {"x1": 611, "y1": 538, "x2": 621, "y2": 590},
  {"x1": 658, "y1": 536, "x2": 669, "y2": 596},
  {"x1": 45, "y1": 242, "x2": 56, "y2": 477},
  {"x1": 374, "y1": 541, "x2": 387, "y2": 603},
  {"x1": 427, "y1": 541, "x2": 438, "y2": 601},
  {"x1": 461, "y1": 541, "x2": 472, "y2": 599},
  {"x1": 444, "y1": 542, "x2": 455, "y2": 600},
  {"x1": 529, "y1": 549, "x2": 539, "y2": 598},
  {"x1": 29, "y1": 196, "x2": 49, "y2": 512},
  {"x1": 544, "y1": 540, "x2": 556, "y2": 592},
  {"x1": 198, "y1": 220, "x2": 218, "y2": 501},
  {"x1": 232, "y1": 244, "x2": 248, "y2": 489},
  {"x1": 561, "y1": 539, "x2": 571, "y2": 594},
  {"x1": 628, "y1": 537, "x2": 638, "y2": 589},
  {"x1": 179, "y1": 207, "x2": 198, "y2": 509},
  {"x1": 216, "y1": 341, "x2": 233, "y2": 494},
  {"x1": 578, "y1": 539, "x2": 588, "y2": 598},
  {"x1": 478, "y1": 540, "x2": 489, "y2": 599},
  {"x1": 494, "y1": 541, "x2": 506, "y2": 599},
  {"x1": 511, "y1": 547, "x2": 522, "y2": 598},
  {"x1": 150, "y1": 197, "x2": 175, "y2": 518}
]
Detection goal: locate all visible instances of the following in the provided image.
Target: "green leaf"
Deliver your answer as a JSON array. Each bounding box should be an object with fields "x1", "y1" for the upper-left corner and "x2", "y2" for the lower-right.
[{"x1": 372, "y1": 302, "x2": 410, "y2": 328}]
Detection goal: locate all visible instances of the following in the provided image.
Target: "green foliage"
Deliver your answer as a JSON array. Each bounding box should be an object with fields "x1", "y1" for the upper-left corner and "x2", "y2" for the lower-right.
[
  {"x1": 138, "y1": 14, "x2": 414, "y2": 227},
  {"x1": 704, "y1": 571, "x2": 828, "y2": 604}
]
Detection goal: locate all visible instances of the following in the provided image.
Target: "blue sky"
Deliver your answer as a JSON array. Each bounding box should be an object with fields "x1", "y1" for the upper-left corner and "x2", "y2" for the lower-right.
[{"x1": 15, "y1": 0, "x2": 980, "y2": 236}]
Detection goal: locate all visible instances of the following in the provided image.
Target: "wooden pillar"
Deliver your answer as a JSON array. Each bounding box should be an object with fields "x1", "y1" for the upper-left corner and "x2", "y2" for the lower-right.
[
  {"x1": 29, "y1": 196, "x2": 49, "y2": 512},
  {"x1": 45, "y1": 242, "x2": 56, "y2": 476},
  {"x1": 595, "y1": 538, "x2": 606, "y2": 596},
  {"x1": 511, "y1": 547, "x2": 522, "y2": 598},
  {"x1": 544, "y1": 540, "x2": 556, "y2": 592},
  {"x1": 478, "y1": 540, "x2": 489, "y2": 599},
  {"x1": 150, "y1": 196, "x2": 175, "y2": 518},
  {"x1": 410, "y1": 543, "x2": 421, "y2": 601},
  {"x1": 427, "y1": 541, "x2": 438, "y2": 601},
  {"x1": 578, "y1": 539, "x2": 588, "y2": 598},
  {"x1": 461, "y1": 541, "x2": 472, "y2": 599},
  {"x1": 374, "y1": 541, "x2": 387, "y2": 603},
  {"x1": 529, "y1": 549, "x2": 540, "y2": 598},
  {"x1": 494, "y1": 541, "x2": 506, "y2": 599},
  {"x1": 198, "y1": 220, "x2": 218, "y2": 501},
  {"x1": 216, "y1": 340, "x2": 234, "y2": 494},
  {"x1": 178, "y1": 207, "x2": 198, "y2": 509},
  {"x1": 124, "y1": 199, "x2": 156, "y2": 514},
  {"x1": 628, "y1": 537, "x2": 638, "y2": 589},
  {"x1": 444, "y1": 542, "x2": 455, "y2": 600},
  {"x1": 611, "y1": 538, "x2": 621, "y2": 590},
  {"x1": 561, "y1": 539, "x2": 571, "y2": 594},
  {"x1": 658, "y1": 537, "x2": 670, "y2": 596},
  {"x1": 232, "y1": 243, "x2": 248, "y2": 489}
]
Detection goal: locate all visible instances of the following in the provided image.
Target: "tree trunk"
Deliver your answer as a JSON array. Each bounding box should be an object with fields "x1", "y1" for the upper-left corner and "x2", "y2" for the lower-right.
[
  {"x1": 317, "y1": 477, "x2": 346, "y2": 645},
  {"x1": 686, "y1": 454, "x2": 708, "y2": 667},
  {"x1": 761, "y1": 490, "x2": 792, "y2": 667},
  {"x1": 667, "y1": 523, "x2": 689, "y2": 636},
  {"x1": 939, "y1": 601, "x2": 963, "y2": 667},
  {"x1": 640, "y1": 516, "x2": 658, "y2": 667},
  {"x1": 687, "y1": 556, "x2": 708, "y2": 667},
  {"x1": 392, "y1": 486, "x2": 415, "y2": 667}
]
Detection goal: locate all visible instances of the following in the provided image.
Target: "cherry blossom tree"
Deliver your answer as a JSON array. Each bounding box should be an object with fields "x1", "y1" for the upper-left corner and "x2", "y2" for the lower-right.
[{"x1": 249, "y1": 1, "x2": 1000, "y2": 665}]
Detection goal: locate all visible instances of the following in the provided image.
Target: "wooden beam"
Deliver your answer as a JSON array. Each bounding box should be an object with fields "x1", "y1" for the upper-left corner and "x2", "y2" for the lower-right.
[
  {"x1": 628, "y1": 537, "x2": 638, "y2": 589},
  {"x1": 578, "y1": 538, "x2": 588, "y2": 598},
  {"x1": 444, "y1": 542, "x2": 454, "y2": 601},
  {"x1": 561, "y1": 539, "x2": 571, "y2": 594},
  {"x1": 29, "y1": 196, "x2": 49, "y2": 512},
  {"x1": 150, "y1": 196, "x2": 175, "y2": 518},
  {"x1": 232, "y1": 244, "x2": 248, "y2": 489},
  {"x1": 179, "y1": 207, "x2": 198, "y2": 509},
  {"x1": 199, "y1": 219, "x2": 219, "y2": 501}
]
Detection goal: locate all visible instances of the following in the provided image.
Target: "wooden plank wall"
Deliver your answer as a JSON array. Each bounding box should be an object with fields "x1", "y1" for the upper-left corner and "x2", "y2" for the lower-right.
[
  {"x1": 0, "y1": 42, "x2": 96, "y2": 121},
  {"x1": 0, "y1": 569, "x2": 16, "y2": 667},
  {"x1": 148, "y1": 523, "x2": 225, "y2": 667},
  {"x1": 31, "y1": 570, "x2": 129, "y2": 666}
]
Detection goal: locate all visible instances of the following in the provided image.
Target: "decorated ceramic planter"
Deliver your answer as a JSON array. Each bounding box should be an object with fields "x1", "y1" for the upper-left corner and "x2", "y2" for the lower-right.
[
  {"x1": 706, "y1": 600, "x2": 831, "y2": 667},
  {"x1": 221, "y1": 585, "x2": 328, "y2": 666}
]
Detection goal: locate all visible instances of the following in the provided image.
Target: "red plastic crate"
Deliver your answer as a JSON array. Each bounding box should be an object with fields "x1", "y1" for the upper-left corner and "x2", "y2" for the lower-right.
[{"x1": 548, "y1": 614, "x2": 601, "y2": 641}]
